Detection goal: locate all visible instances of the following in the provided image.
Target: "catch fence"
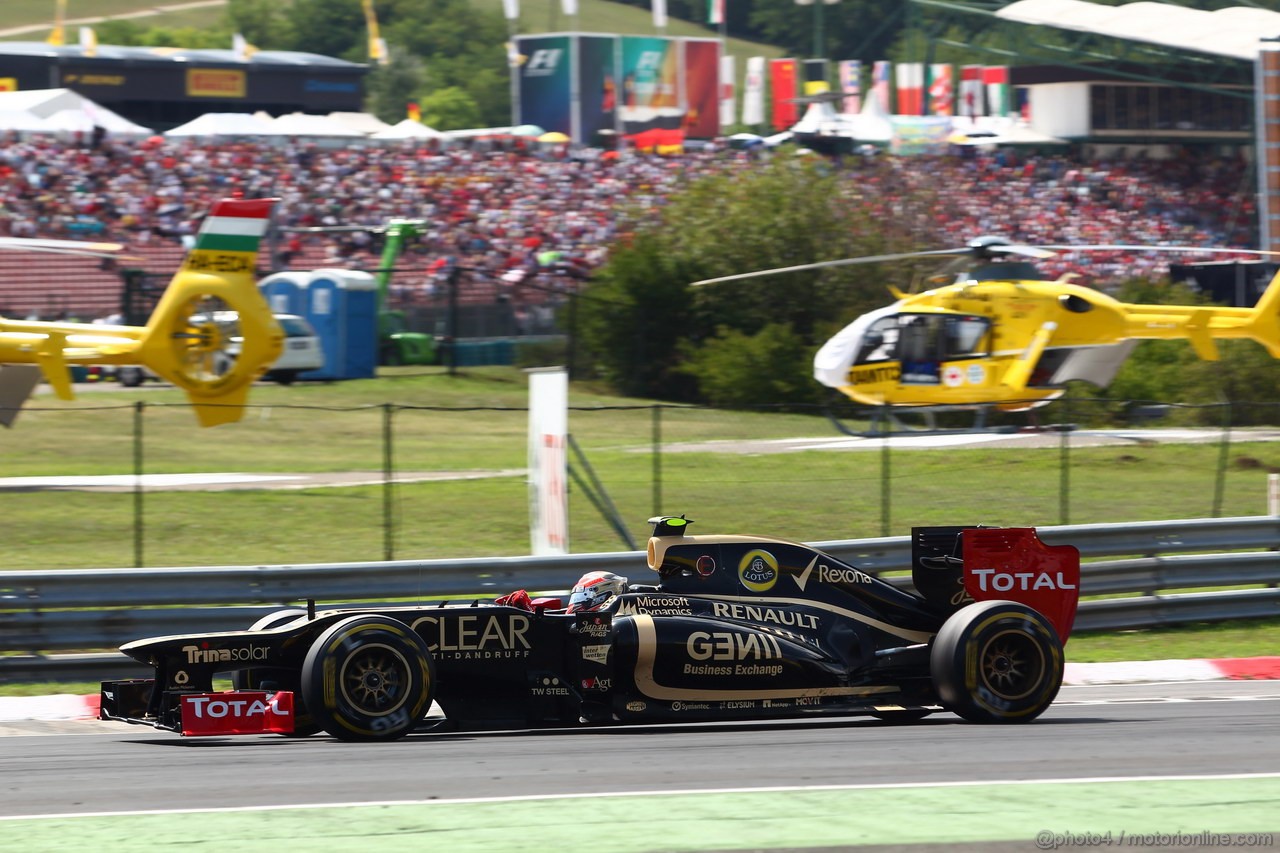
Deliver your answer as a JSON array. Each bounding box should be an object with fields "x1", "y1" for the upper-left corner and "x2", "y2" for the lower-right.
[{"x1": 3, "y1": 396, "x2": 1280, "y2": 570}]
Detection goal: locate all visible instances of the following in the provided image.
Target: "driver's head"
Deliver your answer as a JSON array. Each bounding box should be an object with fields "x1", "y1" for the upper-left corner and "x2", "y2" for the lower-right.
[{"x1": 566, "y1": 571, "x2": 628, "y2": 613}]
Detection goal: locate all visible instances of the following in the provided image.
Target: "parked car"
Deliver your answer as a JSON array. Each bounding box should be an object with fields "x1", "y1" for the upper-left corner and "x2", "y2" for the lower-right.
[{"x1": 116, "y1": 313, "x2": 322, "y2": 386}]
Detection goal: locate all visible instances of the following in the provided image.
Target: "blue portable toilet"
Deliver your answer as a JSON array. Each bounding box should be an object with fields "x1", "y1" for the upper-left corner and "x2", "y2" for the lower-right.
[
  {"x1": 298, "y1": 269, "x2": 378, "y2": 380},
  {"x1": 257, "y1": 272, "x2": 305, "y2": 317}
]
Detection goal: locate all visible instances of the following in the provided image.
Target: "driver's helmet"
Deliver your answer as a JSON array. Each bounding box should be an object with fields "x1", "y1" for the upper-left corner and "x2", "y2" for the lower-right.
[{"x1": 566, "y1": 571, "x2": 629, "y2": 613}]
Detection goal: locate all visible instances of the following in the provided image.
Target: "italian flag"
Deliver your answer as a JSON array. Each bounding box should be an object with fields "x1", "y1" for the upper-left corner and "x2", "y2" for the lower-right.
[{"x1": 708, "y1": 0, "x2": 723, "y2": 25}]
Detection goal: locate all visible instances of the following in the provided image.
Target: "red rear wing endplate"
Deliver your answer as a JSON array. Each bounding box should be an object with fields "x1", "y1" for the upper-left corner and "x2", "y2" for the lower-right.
[{"x1": 961, "y1": 528, "x2": 1080, "y2": 642}]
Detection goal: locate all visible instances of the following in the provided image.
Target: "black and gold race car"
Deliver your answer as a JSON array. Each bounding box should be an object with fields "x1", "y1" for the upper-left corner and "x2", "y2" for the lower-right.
[{"x1": 100, "y1": 517, "x2": 1080, "y2": 741}]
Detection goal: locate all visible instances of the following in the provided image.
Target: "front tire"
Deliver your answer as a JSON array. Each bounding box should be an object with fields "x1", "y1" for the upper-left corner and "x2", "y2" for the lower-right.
[
  {"x1": 300, "y1": 615, "x2": 436, "y2": 741},
  {"x1": 930, "y1": 600, "x2": 1064, "y2": 724}
]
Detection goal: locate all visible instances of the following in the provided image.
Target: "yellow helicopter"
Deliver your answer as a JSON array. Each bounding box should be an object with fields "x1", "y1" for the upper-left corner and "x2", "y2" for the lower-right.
[
  {"x1": 694, "y1": 236, "x2": 1280, "y2": 415},
  {"x1": 0, "y1": 197, "x2": 283, "y2": 427}
]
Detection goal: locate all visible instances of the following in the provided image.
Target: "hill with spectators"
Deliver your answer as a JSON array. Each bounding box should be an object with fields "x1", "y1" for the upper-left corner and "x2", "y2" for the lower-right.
[{"x1": 0, "y1": 134, "x2": 1257, "y2": 322}]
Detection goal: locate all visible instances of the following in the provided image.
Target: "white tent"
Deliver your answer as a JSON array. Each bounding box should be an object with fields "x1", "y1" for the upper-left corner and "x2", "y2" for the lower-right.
[
  {"x1": 371, "y1": 118, "x2": 444, "y2": 140},
  {"x1": 164, "y1": 112, "x2": 277, "y2": 138},
  {"x1": 327, "y1": 111, "x2": 392, "y2": 135},
  {"x1": 949, "y1": 116, "x2": 1069, "y2": 146},
  {"x1": 264, "y1": 112, "x2": 368, "y2": 138},
  {"x1": 0, "y1": 109, "x2": 58, "y2": 134},
  {"x1": 0, "y1": 88, "x2": 152, "y2": 137}
]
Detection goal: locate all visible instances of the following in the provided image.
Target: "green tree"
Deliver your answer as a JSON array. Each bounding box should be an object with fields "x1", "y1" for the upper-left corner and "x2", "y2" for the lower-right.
[
  {"x1": 380, "y1": 0, "x2": 512, "y2": 127},
  {"x1": 364, "y1": 46, "x2": 428, "y2": 124},
  {"x1": 225, "y1": 0, "x2": 295, "y2": 46},
  {"x1": 418, "y1": 85, "x2": 483, "y2": 130},
  {"x1": 282, "y1": 0, "x2": 367, "y2": 60},
  {"x1": 679, "y1": 322, "x2": 821, "y2": 407},
  {"x1": 579, "y1": 156, "x2": 924, "y2": 403}
]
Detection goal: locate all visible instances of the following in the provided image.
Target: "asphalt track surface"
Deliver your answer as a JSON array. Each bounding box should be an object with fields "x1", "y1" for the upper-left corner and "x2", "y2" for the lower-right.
[{"x1": 2, "y1": 682, "x2": 1277, "y2": 851}]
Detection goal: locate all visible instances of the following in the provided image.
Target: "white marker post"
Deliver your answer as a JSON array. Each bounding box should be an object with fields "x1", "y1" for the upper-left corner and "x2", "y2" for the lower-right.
[{"x1": 528, "y1": 367, "x2": 569, "y2": 555}]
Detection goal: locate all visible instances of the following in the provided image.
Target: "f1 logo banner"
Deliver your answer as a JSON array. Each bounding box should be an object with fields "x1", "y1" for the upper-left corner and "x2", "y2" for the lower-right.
[{"x1": 528, "y1": 367, "x2": 569, "y2": 555}]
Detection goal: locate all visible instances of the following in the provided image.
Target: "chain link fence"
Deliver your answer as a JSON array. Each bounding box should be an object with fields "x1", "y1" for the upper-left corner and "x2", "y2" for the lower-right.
[{"x1": 3, "y1": 398, "x2": 1280, "y2": 570}]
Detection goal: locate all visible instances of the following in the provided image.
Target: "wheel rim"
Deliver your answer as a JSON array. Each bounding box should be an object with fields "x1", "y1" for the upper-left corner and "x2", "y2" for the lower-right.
[
  {"x1": 978, "y1": 628, "x2": 1046, "y2": 702},
  {"x1": 338, "y1": 643, "x2": 414, "y2": 717}
]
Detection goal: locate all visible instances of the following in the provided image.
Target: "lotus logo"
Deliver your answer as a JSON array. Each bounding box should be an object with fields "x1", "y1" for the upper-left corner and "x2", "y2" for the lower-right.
[{"x1": 738, "y1": 549, "x2": 778, "y2": 592}]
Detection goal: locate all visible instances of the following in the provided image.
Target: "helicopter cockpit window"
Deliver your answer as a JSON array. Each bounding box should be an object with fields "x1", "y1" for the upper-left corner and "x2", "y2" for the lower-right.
[
  {"x1": 855, "y1": 316, "x2": 900, "y2": 364},
  {"x1": 944, "y1": 316, "x2": 990, "y2": 359},
  {"x1": 898, "y1": 315, "x2": 942, "y2": 384}
]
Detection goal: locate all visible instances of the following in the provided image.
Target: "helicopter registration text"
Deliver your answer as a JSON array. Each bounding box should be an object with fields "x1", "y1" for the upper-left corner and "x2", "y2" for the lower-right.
[{"x1": 850, "y1": 364, "x2": 899, "y2": 385}]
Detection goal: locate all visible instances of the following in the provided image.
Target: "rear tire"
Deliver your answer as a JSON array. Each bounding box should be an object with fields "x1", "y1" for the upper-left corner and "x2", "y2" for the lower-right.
[
  {"x1": 300, "y1": 615, "x2": 436, "y2": 741},
  {"x1": 231, "y1": 608, "x2": 319, "y2": 737},
  {"x1": 930, "y1": 600, "x2": 1063, "y2": 724}
]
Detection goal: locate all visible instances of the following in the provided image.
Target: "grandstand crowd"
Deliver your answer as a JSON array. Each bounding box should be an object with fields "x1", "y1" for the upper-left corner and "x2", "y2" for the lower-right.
[{"x1": 0, "y1": 132, "x2": 1259, "y2": 318}]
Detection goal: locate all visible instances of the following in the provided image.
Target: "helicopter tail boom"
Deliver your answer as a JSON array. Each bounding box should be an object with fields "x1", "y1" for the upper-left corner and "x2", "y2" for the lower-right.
[
  {"x1": 1245, "y1": 269, "x2": 1280, "y2": 358},
  {"x1": 0, "y1": 198, "x2": 282, "y2": 428}
]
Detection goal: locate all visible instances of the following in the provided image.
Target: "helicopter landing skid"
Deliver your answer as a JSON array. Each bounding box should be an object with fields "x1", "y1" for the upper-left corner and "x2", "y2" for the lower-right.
[{"x1": 825, "y1": 401, "x2": 1020, "y2": 438}]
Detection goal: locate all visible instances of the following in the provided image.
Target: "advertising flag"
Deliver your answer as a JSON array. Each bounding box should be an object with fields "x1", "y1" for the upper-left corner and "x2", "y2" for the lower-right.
[
  {"x1": 653, "y1": 0, "x2": 668, "y2": 29},
  {"x1": 362, "y1": 0, "x2": 388, "y2": 65},
  {"x1": 984, "y1": 66, "x2": 1010, "y2": 116},
  {"x1": 47, "y1": 0, "x2": 67, "y2": 46},
  {"x1": 742, "y1": 56, "x2": 765, "y2": 126},
  {"x1": 959, "y1": 65, "x2": 984, "y2": 117},
  {"x1": 769, "y1": 58, "x2": 798, "y2": 131},
  {"x1": 80, "y1": 27, "x2": 98, "y2": 59},
  {"x1": 838, "y1": 60, "x2": 861, "y2": 115},
  {"x1": 895, "y1": 62, "x2": 924, "y2": 115},
  {"x1": 928, "y1": 64, "x2": 952, "y2": 116},
  {"x1": 872, "y1": 60, "x2": 891, "y2": 113},
  {"x1": 684, "y1": 40, "x2": 721, "y2": 138},
  {"x1": 719, "y1": 54, "x2": 736, "y2": 127},
  {"x1": 802, "y1": 58, "x2": 829, "y2": 96}
]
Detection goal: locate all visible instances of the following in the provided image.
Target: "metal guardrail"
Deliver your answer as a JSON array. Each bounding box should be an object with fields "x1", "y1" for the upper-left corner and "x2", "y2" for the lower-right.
[{"x1": 2, "y1": 516, "x2": 1278, "y2": 682}]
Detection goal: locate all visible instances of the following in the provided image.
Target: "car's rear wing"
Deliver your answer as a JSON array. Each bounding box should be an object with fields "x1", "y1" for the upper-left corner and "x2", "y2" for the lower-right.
[{"x1": 912, "y1": 526, "x2": 1080, "y2": 642}]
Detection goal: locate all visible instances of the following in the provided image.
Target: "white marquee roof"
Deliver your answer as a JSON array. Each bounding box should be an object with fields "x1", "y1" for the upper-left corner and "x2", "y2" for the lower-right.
[{"x1": 997, "y1": 0, "x2": 1280, "y2": 61}]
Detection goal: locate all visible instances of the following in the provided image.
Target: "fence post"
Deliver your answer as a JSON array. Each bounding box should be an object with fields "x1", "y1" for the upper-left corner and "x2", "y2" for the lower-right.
[
  {"x1": 383, "y1": 403, "x2": 394, "y2": 562},
  {"x1": 1212, "y1": 401, "x2": 1231, "y2": 518},
  {"x1": 1059, "y1": 396, "x2": 1070, "y2": 526},
  {"x1": 652, "y1": 405, "x2": 662, "y2": 516},
  {"x1": 880, "y1": 409, "x2": 891, "y2": 537},
  {"x1": 1270, "y1": 473, "x2": 1280, "y2": 516},
  {"x1": 133, "y1": 400, "x2": 145, "y2": 568}
]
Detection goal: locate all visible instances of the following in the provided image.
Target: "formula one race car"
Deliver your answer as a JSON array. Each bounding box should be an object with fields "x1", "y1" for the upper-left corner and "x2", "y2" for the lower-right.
[{"x1": 100, "y1": 517, "x2": 1081, "y2": 741}]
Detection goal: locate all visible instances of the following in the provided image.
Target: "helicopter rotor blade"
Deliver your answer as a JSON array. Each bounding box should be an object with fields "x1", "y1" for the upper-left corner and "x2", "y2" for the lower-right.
[
  {"x1": 986, "y1": 244, "x2": 1057, "y2": 260},
  {"x1": 1037, "y1": 244, "x2": 1280, "y2": 258},
  {"x1": 691, "y1": 248, "x2": 971, "y2": 287},
  {"x1": 0, "y1": 237, "x2": 129, "y2": 259}
]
